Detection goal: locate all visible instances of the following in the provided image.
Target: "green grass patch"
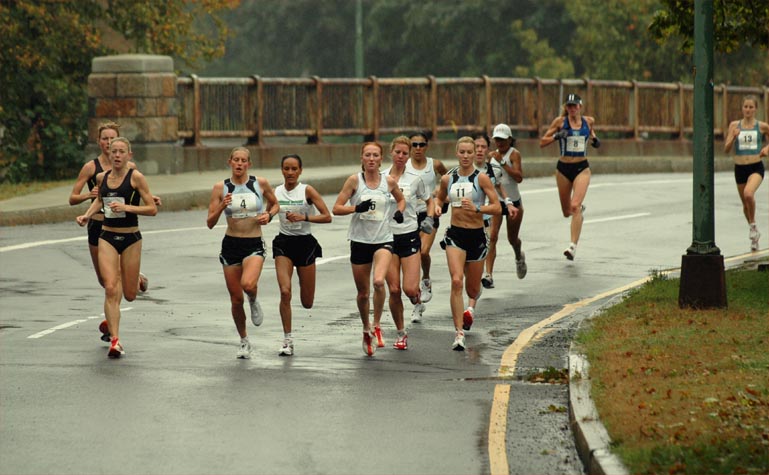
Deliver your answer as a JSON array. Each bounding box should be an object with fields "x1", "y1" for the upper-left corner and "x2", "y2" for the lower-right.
[
  {"x1": 0, "y1": 180, "x2": 72, "y2": 201},
  {"x1": 577, "y1": 266, "x2": 769, "y2": 474}
]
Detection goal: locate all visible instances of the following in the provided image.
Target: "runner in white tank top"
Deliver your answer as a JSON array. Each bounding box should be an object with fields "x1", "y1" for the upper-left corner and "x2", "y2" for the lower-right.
[
  {"x1": 406, "y1": 132, "x2": 448, "y2": 305},
  {"x1": 332, "y1": 142, "x2": 405, "y2": 357}
]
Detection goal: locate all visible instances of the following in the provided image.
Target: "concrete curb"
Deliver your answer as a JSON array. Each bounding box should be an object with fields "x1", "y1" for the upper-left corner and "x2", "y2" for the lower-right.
[{"x1": 569, "y1": 347, "x2": 629, "y2": 475}]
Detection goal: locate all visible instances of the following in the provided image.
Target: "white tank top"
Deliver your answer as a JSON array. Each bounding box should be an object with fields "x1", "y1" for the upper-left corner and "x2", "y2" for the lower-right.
[
  {"x1": 382, "y1": 166, "x2": 429, "y2": 235},
  {"x1": 275, "y1": 183, "x2": 313, "y2": 236},
  {"x1": 405, "y1": 157, "x2": 437, "y2": 213},
  {"x1": 497, "y1": 148, "x2": 521, "y2": 202},
  {"x1": 347, "y1": 172, "x2": 393, "y2": 244}
]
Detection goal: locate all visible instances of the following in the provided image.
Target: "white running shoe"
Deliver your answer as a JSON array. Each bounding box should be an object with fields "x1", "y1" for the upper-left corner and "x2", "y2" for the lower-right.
[
  {"x1": 420, "y1": 279, "x2": 433, "y2": 303},
  {"x1": 750, "y1": 227, "x2": 760, "y2": 252},
  {"x1": 411, "y1": 303, "x2": 425, "y2": 323},
  {"x1": 516, "y1": 251, "x2": 527, "y2": 279},
  {"x1": 249, "y1": 297, "x2": 264, "y2": 326},
  {"x1": 481, "y1": 274, "x2": 494, "y2": 289},
  {"x1": 452, "y1": 331, "x2": 466, "y2": 351},
  {"x1": 564, "y1": 243, "x2": 577, "y2": 261},
  {"x1": 279, "y1": 338, "x2": 294, "y2": 356},
  {"x1": 236, "y1": 340, "x2": 252, "y2": 359}
]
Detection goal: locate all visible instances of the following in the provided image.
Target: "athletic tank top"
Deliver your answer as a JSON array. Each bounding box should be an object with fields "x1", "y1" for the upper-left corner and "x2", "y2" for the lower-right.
[
  {"x1": 447, "y1": 169, "x2": 484, "y2": 210},
  {"x1": 275, "y1": 183, "x2": 313, "y2": 236},
  {"x1": 382, "y1": 166, "x2": 429, "y2": 235},
  {"x1": 101, "y1": 169, "x2": 140, "y2": 228},
  {"x1": 347, "y1": 172, "x2": 393, "y2": 244},
  {"x1": 405, "y1": 157, "x2": 437, "y2": 213},
  {"x1": 496, "y1": 148, "x2": 521, "y2": 201},
  {"x1": 559, "y1": 117, "x2": 590, "y2": 158},
  {"x1": 735, "y1": 121, "x2": 762, "y2": 156},
  {"x1": 223, "y1": 175, "x2": 264, "y2": 218}
]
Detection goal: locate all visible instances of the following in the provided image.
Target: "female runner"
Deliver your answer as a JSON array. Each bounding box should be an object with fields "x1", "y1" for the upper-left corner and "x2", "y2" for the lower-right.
[
  {"x1": 206, "y1": 147, "x2": 279, "y2": 359},
  {"x1": 272, "y1": 154, "x2": 332, "y2": 356},
  {"x1": 332, "y1": 142, "x2": 405, "y2": 356}
]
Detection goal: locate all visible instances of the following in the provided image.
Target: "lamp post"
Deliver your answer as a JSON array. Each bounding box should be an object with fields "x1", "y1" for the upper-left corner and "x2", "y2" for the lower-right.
[{"x1": 678, "y1": 0, "x2": 727, "y2": 308}]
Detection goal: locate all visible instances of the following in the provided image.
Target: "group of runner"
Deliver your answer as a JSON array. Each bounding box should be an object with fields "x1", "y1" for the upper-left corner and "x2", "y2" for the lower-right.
[{"x1": 71, "y1": 94, "x2": 766, "y2": 359}]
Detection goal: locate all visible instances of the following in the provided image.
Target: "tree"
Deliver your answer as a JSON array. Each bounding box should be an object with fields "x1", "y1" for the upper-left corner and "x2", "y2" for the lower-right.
[
  {"x1": 649, "y1": 0, "x2": 768, "y2": 52},
  {"x1": 0, "y1": 0, "x2": 236, "y2": 183}
]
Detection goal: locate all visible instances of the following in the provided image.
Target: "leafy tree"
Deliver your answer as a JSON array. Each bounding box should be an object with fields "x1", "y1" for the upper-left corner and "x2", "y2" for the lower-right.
[
  {"x1": 649, "y1": 0, "x2": 768, "y2": 52},
  {"x1": 0, "y1": 0, "x2": 236, "y2": 183},
  {"x1": 566, "y1": 0, "x2": 690, "y2": 81}
]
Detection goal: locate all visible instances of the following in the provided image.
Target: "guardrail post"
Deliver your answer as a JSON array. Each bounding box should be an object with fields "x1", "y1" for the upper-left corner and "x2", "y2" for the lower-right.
[
  {"x1": 191, "y1": 74, "x2": 202, "y2": 148},
  {"x1": 310, "y1": 75, "x2": 322, "y2": 144},
  {"x1": 370, "y1": 75, "x2": 379, "y2": 142},
  {"x1": 482, "y1": 75, "x2": 492, "y2": 135},
  {"x1": 428, "y1": 75, "x2": 438, "y2": 140},
  {"x1": 632, "y1": 80, "x2": 639, "y2": 140},
  {"x1": 535, "y1": 77, "x2": 543, "y2": 136},
  {"x1": 247, "y1": 75, "x2": 261, "y2": 145}
]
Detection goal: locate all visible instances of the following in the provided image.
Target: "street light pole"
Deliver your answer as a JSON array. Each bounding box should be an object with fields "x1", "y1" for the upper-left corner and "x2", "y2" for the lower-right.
[
  {"x1": 678, "y1": 0, "x2": 727, "y2": 308},
  {"x1": 355, "y1": 0, "x2": 364, "y2": 77}
]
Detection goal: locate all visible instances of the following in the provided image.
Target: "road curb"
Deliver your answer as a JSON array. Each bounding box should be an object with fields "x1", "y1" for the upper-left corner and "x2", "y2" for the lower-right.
[{"x1": 569, "y1": 342, "x2": 629, "y2": 475}]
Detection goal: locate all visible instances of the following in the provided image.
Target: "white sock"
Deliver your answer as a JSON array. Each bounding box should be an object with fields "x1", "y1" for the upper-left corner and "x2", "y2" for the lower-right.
[
  {"x1": 285, "y1": 333, "x2": 293, "y2": 340},
  {"x1": 240, "y1": 336, "x2": 249, "y2": 344}
]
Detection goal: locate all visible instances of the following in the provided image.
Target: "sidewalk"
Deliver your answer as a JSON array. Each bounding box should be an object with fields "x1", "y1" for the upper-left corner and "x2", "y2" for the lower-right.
[{"x1": 0, "y1": 165, "x2": 355, "y2": 226}]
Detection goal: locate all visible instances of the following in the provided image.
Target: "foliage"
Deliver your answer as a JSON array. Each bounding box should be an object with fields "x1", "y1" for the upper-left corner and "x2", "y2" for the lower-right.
[
  {"x1": 0, "y1": 0, "x2": 236, "y2": 183},
  {"x1": 650, "y1": 0, "x2": 769, "y2": 52}
]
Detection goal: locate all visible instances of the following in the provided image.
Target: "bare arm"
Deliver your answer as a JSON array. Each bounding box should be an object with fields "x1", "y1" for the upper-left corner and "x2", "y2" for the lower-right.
[
  {"x1": 540, "y1": 117, "x2": 563, "y2": 148},
  {"x1": 258, "y1": 177, "x2": 279, "y2": 225},
  {"x1": 724, "y1": 121, "x2": 739, "y2": 153},
  {"x1": 304, "y1": 185, "x2": 332, "y2": 223},
  {"x1": 125, "y1": 171, "x2": 157, "y2": 217},
  {"x1": 332, "y1": 175, "x2": 358, "y2": 216},
  {"x1": 433, "y1": 175, "x2": 449, "y2": 217},
  {"x1": 386, "y1": 176, "x2": 406, "y2": 214},
  {"x1": 206, "y1": 182, "x2": 227, "y2": 229},
  {"x1": 69, "y1": 161, "x2": 97, "y2": 206}
]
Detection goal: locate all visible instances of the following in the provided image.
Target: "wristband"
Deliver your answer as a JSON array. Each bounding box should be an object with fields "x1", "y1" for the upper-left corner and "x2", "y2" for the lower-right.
[
  {"x1": 504, "y1": 198, "x2": 512, "y2": 205},
  {"x1": 305, "y1": 212, "x2": 309, "y2": 222},
  {"x1": 475, "y1": 204, "x2": 481, "y2": 214}
]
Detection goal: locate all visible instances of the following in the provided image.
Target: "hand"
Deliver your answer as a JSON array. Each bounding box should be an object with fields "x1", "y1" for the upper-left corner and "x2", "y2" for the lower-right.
[
  {"x1": 553, "y1": 130, "x2": 568, "y2": 140},
  {"x1": 393, "y1": 210, "x2": 404, "y2": 223},
  {"x1": 354, "y1": 199, "x2": 373, "y2": 213},
  {"x1": 152, "y1": 195, "x2": 162, "y2": 206},
  {"x1": 420, "y1": 216, "x2": 434, "y2": 234},
  {"x1": 76, "y1": 215, "x2": 89, "y2": 227},
  {"x1": 591, "y1": 137, "x2": 601, "y2": 148}
]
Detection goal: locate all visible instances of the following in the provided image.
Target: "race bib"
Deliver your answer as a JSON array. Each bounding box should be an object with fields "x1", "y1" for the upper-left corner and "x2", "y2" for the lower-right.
[
  {"x1": 230, "y1": 192, "x2": 258, "y2": 218},
  {"x1": 102, "y1": 196, "x2": 126, "y2": 218},
  {"x1": 359, "y1": 193, "x2": 386, "y2": 221},
  {"x1": 398, "y1": 184, "x2": 412, "y2": 201},
  {"x1": 449, "y1": 182, "x2": 474, "y2": 208},
  {"x1": 738, "y1": 130, "x2": 759, "y2": 151},
  {"x1": 565, "y1": 136, "x2": 587, "y2": 153},
  {"x1": 279, "y1": 205, "x2": 303, "y2": 230}
]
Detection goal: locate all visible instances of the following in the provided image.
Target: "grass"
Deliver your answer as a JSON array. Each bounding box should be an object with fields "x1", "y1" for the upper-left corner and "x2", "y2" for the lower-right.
[
  {"x1": 0, "y1": 180, "x2": 72, "y2": 201},
  {"x1": 576, "y1": 266, "x2": 769, "y2": 475}
]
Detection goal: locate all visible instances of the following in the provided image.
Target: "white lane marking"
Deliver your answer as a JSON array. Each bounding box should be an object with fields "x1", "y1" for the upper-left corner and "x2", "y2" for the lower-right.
[
  {"x1": 316, "y1": 255, "x2": 349, "y2": 266},
  {"x1": 1, "y1": 236, "x2": 85, "y2": 253},
  {"x1": 520, "y1": 177, "x2": 693, "y2": 195},
  {"x1": 585, "y1": 212, "x2": 650, "y2": 224},
  {"x1": 27, "y1": 307, "x2": 132, "y2": 339}
]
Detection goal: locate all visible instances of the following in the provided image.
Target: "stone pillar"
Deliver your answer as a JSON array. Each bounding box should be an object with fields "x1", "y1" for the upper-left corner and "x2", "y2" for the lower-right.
[{"x1": 87, "y1": 54, "x2": 181, "y2": 174}]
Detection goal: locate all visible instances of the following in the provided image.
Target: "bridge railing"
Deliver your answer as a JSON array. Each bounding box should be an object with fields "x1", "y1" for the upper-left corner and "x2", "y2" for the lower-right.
[{"x1": 176, "y1": 75, "x2": 768, "y2": 146}]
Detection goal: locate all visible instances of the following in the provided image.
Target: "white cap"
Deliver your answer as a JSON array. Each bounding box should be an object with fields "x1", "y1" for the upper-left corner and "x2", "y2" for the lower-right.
[{"x1": 492, "y1": 123, "x2": 512, "y2": 139}]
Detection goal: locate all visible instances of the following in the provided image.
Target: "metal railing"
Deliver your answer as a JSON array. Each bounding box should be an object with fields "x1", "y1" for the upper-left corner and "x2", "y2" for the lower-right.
[{"x1": 176, "y1": 75, "x2": 768, "y2": 146}]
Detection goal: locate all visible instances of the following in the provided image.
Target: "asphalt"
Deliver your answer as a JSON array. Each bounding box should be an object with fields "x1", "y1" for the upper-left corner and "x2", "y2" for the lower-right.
[{"x1": 0, "y1": 154, "x2": 745, "y2": 475}]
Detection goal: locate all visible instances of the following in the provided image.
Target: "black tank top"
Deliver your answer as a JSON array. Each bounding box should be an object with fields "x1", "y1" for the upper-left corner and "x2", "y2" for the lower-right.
[{"x1": 101, "y1": 169, "x2": 140, "y2": 228}]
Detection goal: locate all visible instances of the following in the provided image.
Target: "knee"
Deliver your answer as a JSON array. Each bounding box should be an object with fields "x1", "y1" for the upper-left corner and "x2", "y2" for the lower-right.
[
  {"x1": 403, "y1": 283, "x2": 419, "y2": 301},
  {"x1": 241, "y1": 281, "x2": 257, "y2": 295},
  {"x1": 104, "y1": 281, "x2": 121, "y2": 300},
  {"x1": 743, "y1": 189, "x2": 756, "y2": 202},
  {"x1": 230, "y1": 294, "x2": 245, "y2": 306},
  {"x1": 451, "y1": 277, "x2": 463, "y2": 292},
  {"x1": 124, "y1": 291, "x2": 137, "y2": 302},
  {"x1": 388, "y1": 283, "x2": 402, "y2": 296},
  {"x1": 372, "y1": 278, "x2": 386, "y2": 291},
  {"x1": 569, "y1": 202, "x2": 582, "y2": 216},
  {"x1": 279, "y1": 286, "x2": 292, "y2": 302},
  {"x1": 356, "y1": 290, "x2": 369, "y2": 302}
]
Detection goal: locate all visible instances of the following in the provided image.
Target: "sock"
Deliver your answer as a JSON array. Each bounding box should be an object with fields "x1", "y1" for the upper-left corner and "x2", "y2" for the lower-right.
[
  {"x1": 285, "y1": 332, "x2": 293, "y2": 340},
  {"x1": 467, "y1": 306, "x2": 474, "y2": 313},
  {"x1": 397, "y1": 329, "x2": 406, "y2": 336},
  {"x1": 240, "y1": 336, "x2": 249, "y2": 344}
]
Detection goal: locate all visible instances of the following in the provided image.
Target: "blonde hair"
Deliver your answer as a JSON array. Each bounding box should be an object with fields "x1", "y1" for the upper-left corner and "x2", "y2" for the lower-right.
[
  {"x1": 455, "y1": 136, "x2": 476, "y2": 152},
  {"x1": 98, "y1": 121, "x2": 120, "y2": 138},
  {"x1": 390, "y1": 136, "x2": 411, "y2": 153},
  {"x1": 743, "y1": 95, "x2": 759, "y2": 108},
  {"x1": 109, "y1": 137, "x2": 131, "y2": 152},
  {"x1": 229, "y1": 146, "x2": 251, "y2": 162}
]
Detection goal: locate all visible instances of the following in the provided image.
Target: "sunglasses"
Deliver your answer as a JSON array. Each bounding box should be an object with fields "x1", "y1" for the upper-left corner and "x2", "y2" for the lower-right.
[{"x1": 411, "y1": 142, "x2": 427, "y2": 148}]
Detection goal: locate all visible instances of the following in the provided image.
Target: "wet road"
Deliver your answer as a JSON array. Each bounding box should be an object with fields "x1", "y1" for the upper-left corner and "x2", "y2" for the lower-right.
[{"x1": 0, "y1": 172, "x2": 760, "y2": 474}]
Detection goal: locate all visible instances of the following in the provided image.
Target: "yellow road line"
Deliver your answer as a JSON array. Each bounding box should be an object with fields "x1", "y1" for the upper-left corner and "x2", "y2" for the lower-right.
[{"x1": 487, "y1": 249, "x2": 766, "y2": 471}]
